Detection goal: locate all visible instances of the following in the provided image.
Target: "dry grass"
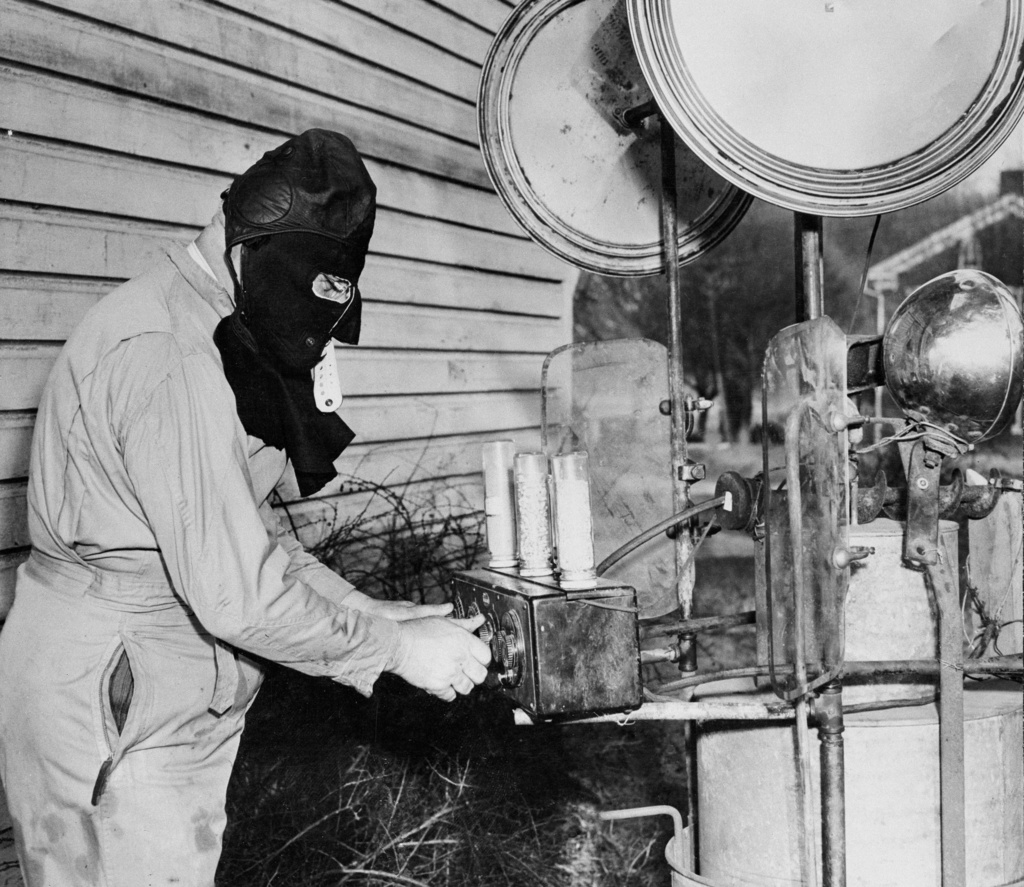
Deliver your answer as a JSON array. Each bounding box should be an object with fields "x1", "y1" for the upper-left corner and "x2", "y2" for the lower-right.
[
  {"x1": 220, "y1": 671, "x2": 684, "y2": 887},
  {"x1": 221, "y1": 478, "x2": 695, "y2": 886}
]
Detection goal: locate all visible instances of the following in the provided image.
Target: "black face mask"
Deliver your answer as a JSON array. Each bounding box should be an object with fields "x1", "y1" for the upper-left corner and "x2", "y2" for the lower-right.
[
  {"x1": 239, "y1": 231, "x2": 364, "y2": 373},
  {"x1": 213, "y1": 230, "x2": 368, "y2": 497}
]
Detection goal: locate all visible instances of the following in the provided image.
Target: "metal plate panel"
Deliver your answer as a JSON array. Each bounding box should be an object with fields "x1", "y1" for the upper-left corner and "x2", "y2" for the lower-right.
[
  {"x1": 628, "y1": 0, "x2": 1024, "y2": 216},
  {"x1": 478, "y1": 0, "x2": 751, "y2": 276},
  {"x1": 761, "y1": 318, "x2": 850, "y2": 698},
  {"x1": 541, "y1": 339, "x2": 677, "y2": 617}
]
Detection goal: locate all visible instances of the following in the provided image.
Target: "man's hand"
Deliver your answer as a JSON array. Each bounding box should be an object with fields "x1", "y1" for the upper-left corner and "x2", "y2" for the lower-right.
[
  {"x1": 344, "y1": 591, "x2": 454, "y2": 622},
  {"x1": 387, "y1": 615, "x2": 491, "y2": 701}
]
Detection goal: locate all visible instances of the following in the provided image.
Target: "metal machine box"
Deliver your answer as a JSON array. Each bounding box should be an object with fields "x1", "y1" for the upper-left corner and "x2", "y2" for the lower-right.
[{"x1": 450, "y1": 569, "x2": 642, "y2": 719}]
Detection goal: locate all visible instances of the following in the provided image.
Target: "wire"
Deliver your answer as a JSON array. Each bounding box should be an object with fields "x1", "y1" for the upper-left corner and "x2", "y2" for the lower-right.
[
  {"x1": 595, "y1": 497, "x2": 725, "y2": 576},
  {"x1": 846, "y1": 213, "x2": 883, "y2": 333},
  {"x1": 855, "y1": 418, "x2": 971, "y2": 456}
]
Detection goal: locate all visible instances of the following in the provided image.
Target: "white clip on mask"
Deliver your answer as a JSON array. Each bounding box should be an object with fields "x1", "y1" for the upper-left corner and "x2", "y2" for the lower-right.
[
  {"x1": 311, "y1": 273, "x2": 353, "y2": 413},
  {"x1": 313, "y1": 341, "x2": 343, "y2": 412}
]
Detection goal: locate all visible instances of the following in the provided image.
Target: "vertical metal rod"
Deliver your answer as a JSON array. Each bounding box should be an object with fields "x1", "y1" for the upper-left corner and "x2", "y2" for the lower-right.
[
  {"x1": 795, "y1": 697, "x2": 820, "y2": 887},
  {"x1": 785, "y1": 409, "x2": 818, "y2": 887},
  {"x1": 660, "y1": 113, "x2": 693, "y2": 603},
  {"x1": 659, "y1": 111, "x2": 699, "y2": 868},
  {"x1": 795, "y1": 213, "x2": 825, "y2": 322},
  {"x1": 873, "y1": 291, "x2": 886, "y2": 443},
  {"x1": 927, "y1": 562, "x2": 967, "y2": 887},
  {"x1": 818, "y1": 681, "x2": 847, "y2": 887}
]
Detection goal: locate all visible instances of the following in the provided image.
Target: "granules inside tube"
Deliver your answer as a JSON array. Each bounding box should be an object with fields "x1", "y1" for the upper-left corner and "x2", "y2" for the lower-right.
[
  {"x1": 552, "y1": 452, "x2": 598, "y2": 590},
  {"x1": 482, "y1": 440, "x2": 517, "y2": 569},
  {"x1": 514, "y1": 452, "x2": 553, "y2": 577}
]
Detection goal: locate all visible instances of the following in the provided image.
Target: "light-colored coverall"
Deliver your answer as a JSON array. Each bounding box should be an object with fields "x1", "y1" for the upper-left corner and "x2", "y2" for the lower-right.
[{"x1": 0, "y1": 246, "x2": 401, "y2": 886}]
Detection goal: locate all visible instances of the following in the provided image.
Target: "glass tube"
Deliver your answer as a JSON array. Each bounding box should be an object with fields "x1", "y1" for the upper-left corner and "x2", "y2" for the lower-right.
[
  {"x1": 514, "y1": 452, "x2": 553, "y2": 577},
  {"x1": 552, "y1": 452, "x2": 598, "y2": 590},
  {"x1": 482, "y1": 440, "x2": 517, "y2": 569}
]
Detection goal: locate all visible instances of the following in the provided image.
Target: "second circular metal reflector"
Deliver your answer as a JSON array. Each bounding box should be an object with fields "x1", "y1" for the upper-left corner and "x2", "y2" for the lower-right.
[
  {"x1": 478, "y1": 0, "x2": 752, "y2": 277},
  {"x1": 628, "y1": 0, "x2": 1024, "y2": 216}
]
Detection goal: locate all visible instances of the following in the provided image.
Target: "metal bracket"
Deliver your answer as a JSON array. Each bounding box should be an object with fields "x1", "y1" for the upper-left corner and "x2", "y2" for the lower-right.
[{"x1": 898, "y1": 438, "x2": 943, "y2": 566}]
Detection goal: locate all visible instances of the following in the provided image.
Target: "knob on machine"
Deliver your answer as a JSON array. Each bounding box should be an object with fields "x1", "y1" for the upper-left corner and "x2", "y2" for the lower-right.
[{"x1": 493, "y1": 612, "x2": 526, "y2": 689}]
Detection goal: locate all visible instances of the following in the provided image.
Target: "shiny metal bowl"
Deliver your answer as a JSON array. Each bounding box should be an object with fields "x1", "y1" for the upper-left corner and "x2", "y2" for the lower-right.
[{"x1": 883, "y1": 270, "x2": 1024, "y2": 443}]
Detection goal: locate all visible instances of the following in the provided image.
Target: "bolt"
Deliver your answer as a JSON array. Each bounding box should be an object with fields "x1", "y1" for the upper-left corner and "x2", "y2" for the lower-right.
[
  {"x1": 915, "y1": 477, "x2": 930, "y2": 490},
  {"x1": 659, "y1": 400, "x2": 672, "y2": 416}
]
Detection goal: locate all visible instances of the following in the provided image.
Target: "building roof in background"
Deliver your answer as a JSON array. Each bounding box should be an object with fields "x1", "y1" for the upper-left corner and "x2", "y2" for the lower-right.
[{"x1": 867, "y1": 172, "x2": 1023, "y2": 294}]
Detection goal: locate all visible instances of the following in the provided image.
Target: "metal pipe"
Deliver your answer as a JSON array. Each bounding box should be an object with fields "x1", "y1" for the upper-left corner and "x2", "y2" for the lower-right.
[
  {"x1": 927, "y1": 561, "x2": 967, "y2": 887},
  {"x1": 817, "y1": 682, "x2": 847, "y2": 887},
  {"x1": 596, "y1": 497, "x2": 724, "y2": 576},
  {"x1": 660, "y1": 112, "x2": 694, "y2": 618},
  {"x1": 795, "y1": 213, "x2": 825, "y2": 321},
  {"x1": 643, "y1": 610, "x2": 756, "y2": 638},
  {"x1": 621, "y1": 98, "x2": 659, "y2": 128},
  {"x1": 512, "y1": 700, "x2": 796, "y2": 726},
  {"x1": 654, "y1": 656, "x2": 1021, "y2": 693},
  {"x1": 795, "y1": 696, "x2": 820, "y2": 887},
  {"x1": 660, "y1": 109, "x2": 701, "y2": 867},
  {"x1": 785, "y1": 407, "x2": 809, "y2": 697},
  {"x1": 846, "y1": 657, "x2": 1020, "y2": 677},
  {"x1": 641, "y1": 647, "x2": 681, "y2": 665}
]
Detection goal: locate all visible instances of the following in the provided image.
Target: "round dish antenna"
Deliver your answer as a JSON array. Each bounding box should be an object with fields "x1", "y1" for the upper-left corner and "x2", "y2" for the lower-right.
[{"x1": 628, "y1": 0, "x2": 1024, "y2": 216}]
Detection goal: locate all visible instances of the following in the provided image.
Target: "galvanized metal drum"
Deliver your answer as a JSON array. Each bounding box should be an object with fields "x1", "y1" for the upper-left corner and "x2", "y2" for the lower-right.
[
  {"x1": 695, "y1": 681, "x2": 1024, "y2": 887},
  {"x1": 628, "y1": 0, "x2": 1024, "y2": 216},
  {"x1": 477, "y1": 0, "x2": 751, "y2": 276}
]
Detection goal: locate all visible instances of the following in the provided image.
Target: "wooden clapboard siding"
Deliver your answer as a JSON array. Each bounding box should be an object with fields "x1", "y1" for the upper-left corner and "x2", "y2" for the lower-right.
[
  {"x1": 279, "y1": 475, "x2": 487, "y2": 552},
  {"x1": 0, "y1": 130, "x2": 523, "y2": 236},
  {"x1": 214, "y1": 0, "x2": 481, "y2": 102},
  {"x1": 0, "y1": 486, "x2": 28, "y2": 551},
  {"x1": 0, "y1": 415, "x2": 34, "y2": 480},
  {"x1": 0, "y1": 203, "x2": 563, "y2": 281},
  {"x1": 0, "y1": 389, "x2": 541, "y2": 480},
  {"x1": 0, "y1": 345, "x2": 547, "y2": 412},
  {"x1": 1, "y1": 1, "x2": 489, "y2": 186},
  {"x1": 341, "y1": 0, "x2": 494, "y2": 62},
  {"x1": 433, "y1": 0, "x2": 512, "y2": 33},
  {"x1": 0, "y1": 345, "x2": 60, "y2": 412},
  {"x1": 0, "y1": 265, "x2": 561, "y2": 342},
  {"x1": 0, "y1": 0, "x2": 579, "y2": 616},
  {"x1": 34, "y1": 0, "x2": 480, "y2": 144},
  {"x1": 0, "y1": 550, "x2": 28, "y2": 610},
  {"x1": 276, "y1": 428, "x2": 544, "y2": 503}
]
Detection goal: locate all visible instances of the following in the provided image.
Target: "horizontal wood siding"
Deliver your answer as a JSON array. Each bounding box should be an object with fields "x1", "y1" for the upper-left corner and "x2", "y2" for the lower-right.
[{"x1": 0, "y1": 0, "x2": 577, "y2": 610}]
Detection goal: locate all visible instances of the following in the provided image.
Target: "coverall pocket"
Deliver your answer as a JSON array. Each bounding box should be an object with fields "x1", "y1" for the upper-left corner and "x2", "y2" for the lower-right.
[
  {"x1": 93, "y1": 640, "x2": 142, "y2": 805},
  {"x1": 108, "y1": 649, "x2": 134, "y2": 735},
  {"x1": 98, "y1": 641, "x2": 139, "y2": 747}
]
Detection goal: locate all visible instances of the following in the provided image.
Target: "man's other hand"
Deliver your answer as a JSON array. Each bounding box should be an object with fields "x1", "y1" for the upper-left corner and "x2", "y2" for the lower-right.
[
  {"x1": 360, "y1": 598, "x2": 454, "y2": 622},
  {"x1": 387, "y1": 615, "x2": 491, "y2": 701},
  {"x1": 344, "y1": 591, "x2": 453, "y2": 622}
]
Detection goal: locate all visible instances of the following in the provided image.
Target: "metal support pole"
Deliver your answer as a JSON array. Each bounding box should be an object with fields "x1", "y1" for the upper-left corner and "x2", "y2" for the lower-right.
[
  {"x1": 659, "y1": 111, "x2": 700, "y2": 868},
  {"x1": 874, "y1": 290, "x2": 885, "y2": 441},
  {"x1": 927, "y1": 562, "x2": 967, "y2": 887},
  {"x1": 795, "y1": 213, "x2": 825, "y2": 322},
  {"x1": 817, "y1": 681, "x2": 847, "y2": 887},
  {"x1": 660, "y1": 113, "x2": 694, "y2": 616}
]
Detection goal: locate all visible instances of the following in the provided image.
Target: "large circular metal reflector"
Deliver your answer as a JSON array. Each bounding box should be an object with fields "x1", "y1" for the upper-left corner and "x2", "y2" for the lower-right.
[
  {"x1": 478, "y1": 0, "x2": 751, "y2": 277},
  {"x1": 628, "y1": 0, "x2": 1024, "y2": 216}
]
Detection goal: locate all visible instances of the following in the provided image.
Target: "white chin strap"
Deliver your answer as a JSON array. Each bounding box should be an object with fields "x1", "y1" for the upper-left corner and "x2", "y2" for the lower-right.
[{"x1": 312, "y1": 340, "x2": 343, "y2": 412}]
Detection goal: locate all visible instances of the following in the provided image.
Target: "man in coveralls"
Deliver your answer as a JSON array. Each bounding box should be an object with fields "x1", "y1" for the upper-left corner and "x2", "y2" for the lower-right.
[{"x1": 0, "y1": 130, "x2": 491, "y2": 885}]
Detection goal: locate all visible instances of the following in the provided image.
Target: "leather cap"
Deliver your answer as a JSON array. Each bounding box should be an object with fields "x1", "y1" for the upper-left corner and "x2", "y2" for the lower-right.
[{"x1": 223, "y1": 129, "x2": 376, "y2": 250}]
